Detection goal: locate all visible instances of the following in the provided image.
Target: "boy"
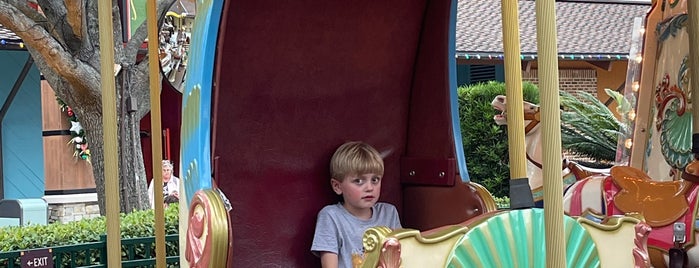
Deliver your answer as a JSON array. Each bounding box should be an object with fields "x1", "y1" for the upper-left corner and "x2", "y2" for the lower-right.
[{"x1": 311, "y1": 141, "x2": 401, "y2": 268}]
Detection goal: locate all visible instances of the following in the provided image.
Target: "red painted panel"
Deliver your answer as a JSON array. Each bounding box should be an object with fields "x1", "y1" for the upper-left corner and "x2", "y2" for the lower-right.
[
  {"x1": 141, "y1": 80, "x2": 182, "y2": 183},
  {"x1": 400, "y1": 157, "x2": 456, "y2": 186}
]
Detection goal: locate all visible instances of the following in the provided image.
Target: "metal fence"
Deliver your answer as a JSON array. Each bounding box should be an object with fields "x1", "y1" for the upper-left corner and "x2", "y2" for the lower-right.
[{"x1": 0, "y1": 234, "x2": 179, "y2": 267}]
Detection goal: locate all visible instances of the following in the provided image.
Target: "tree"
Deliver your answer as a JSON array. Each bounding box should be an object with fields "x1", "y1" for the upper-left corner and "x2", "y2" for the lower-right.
[
  {"x1": 0, "y1": 0, "x2": 176, "y2": 214},
  {"x1": 559, "y1": 89, "x2": 629, "y2": 166}
]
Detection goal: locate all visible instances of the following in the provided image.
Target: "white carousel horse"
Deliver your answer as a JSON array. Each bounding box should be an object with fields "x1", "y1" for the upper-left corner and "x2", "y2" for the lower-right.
[
  {"x1": 563, "y1": 165, "x2": 699, "y2": 267},
  {"x1": 490, "y1": 95, "x2": 609, "y2": 204}
]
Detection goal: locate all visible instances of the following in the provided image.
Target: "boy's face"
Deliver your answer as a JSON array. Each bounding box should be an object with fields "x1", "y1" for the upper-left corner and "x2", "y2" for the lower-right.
[{"x1": 331, "y1": 173, "x2": 382, "y2": 216}]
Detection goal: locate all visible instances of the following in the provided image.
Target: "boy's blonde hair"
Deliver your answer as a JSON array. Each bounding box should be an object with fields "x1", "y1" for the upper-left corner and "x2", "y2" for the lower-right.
[{"x1": 330, "y1": 141, "x2": 384, "y2": 181}]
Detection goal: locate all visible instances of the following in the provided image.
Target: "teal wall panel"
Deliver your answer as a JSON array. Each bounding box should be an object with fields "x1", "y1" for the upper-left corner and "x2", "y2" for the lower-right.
[
  {"x1": 456, "y1": 64, "x2": 505, "y2": 86},
  {"x1": 0, "y1": 51, "x2": 44, "y2": 199},
  {"x1": 456, "y1": 64, "x2": 470, "y2": 87},
  {"x1": 494, "y1": 64, "x2": 505, "y2": 82}
]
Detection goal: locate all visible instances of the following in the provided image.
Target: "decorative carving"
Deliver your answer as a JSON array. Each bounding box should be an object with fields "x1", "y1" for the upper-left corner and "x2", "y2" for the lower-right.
[
  {"x1": 185, "y1": 191, "x2": 212, "y2": 268},
  {"x1": 184, "y1": 189, "x2": 231, "y2": 267},
  {"x1": 633, "y1": 222, "x2": 652, "y2": 268},
  {"x1": 363, "y1": 226, "x2": 392, "y2": 253},
  {"x1": 377, "y1": 238, "x2": 401, "y2": 268},
  {"x1": 654, "y1": 73, "x2": 687, "y2": 131},
  {"x1": 361, "y1": 224, "x2": 472, "y2": 268}
]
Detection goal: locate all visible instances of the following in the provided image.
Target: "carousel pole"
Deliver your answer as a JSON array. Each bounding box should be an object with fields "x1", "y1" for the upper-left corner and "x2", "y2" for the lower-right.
[
  {"x1": 146, "y1": 0, "x2": 167, "y2": 266},
  {"x1": 684, "y1": 0, "x2": 699, "y2": 182},
  {"x1": 534, "y1": 0, "x2": 566, "y2": 266},
  {"x1": 500, "y1": 0, "x2": 534, "y2": 209},
  {"x1": 97, "y1": 0, "x2": 121, "y2": 266}
]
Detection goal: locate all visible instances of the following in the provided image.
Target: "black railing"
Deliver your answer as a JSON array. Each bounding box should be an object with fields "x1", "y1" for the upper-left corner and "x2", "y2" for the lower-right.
[{"x1": 0, "y1": 234, "x2": 179, "y2": 267}]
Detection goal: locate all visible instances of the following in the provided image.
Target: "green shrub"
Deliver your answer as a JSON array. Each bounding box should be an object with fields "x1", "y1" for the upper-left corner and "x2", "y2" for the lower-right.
[
  {"x1": 493, "y1": 196, "x2": 511, "y2": 209},
  {"x1": 458, "y1": 81, "x2": 540, "y2": 197},
  {"x1": 0, "y1": 205, "x2": 179, "y2": 267}
]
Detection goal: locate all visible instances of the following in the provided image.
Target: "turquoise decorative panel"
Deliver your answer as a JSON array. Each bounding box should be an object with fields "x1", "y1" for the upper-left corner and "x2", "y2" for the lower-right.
[
  {"x1": 447, "y1": 208, "x2": 600, "y2": 267},
  {"x1": 0, "y1": 51, "x2": 44, "y2": 199}
]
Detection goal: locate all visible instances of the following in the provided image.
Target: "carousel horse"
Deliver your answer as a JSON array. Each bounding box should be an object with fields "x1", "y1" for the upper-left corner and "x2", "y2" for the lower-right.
[
  {"x1": 563, "y1": 165, "x2": 699, "y2": 267},
  {"x1": 490, "y1": 95, "x2": 609, "y2": 204}
]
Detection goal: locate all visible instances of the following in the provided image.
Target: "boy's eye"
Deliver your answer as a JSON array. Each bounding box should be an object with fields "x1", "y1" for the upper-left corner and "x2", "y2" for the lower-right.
[
  {"x1": 353, "y1": 179, "x2": 365, "y2": 185},
  {"x1": 371, "y1": 177, "x2": 381, "y2": 184}
]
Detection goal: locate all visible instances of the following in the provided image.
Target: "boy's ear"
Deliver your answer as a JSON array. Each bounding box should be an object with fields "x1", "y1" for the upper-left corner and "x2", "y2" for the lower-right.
[{"x1": 330, "y1": 178, "x2": 342, "y2": 195}]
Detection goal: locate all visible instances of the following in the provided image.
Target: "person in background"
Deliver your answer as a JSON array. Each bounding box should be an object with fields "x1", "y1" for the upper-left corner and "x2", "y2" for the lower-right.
[
  {"x1": 148, "y1": 160, "x2": 180, "y2": 209},
  {"x1": 311, "y1": 141, "x2": 402, "y2": 268}
]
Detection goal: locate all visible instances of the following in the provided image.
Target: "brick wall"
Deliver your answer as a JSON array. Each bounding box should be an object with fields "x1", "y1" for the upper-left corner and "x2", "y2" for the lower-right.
[
  {"x1": 522, "y1": 69, "x2": 598, "y2": 97},
  {"x1": 49, "y1": 202, "x2": 101, "y2": 223}
]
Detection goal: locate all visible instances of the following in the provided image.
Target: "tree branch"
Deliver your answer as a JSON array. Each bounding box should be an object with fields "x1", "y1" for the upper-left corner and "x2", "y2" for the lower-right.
[
  {"x1": 112, "y1": 0, "x2": 124, "y2": 63},
  {"x1": 3, "y1": 0, "x2": 45, "y2": 24},
  {"x1": 131, "y1": 62, "x2": 154, "y2": 118},
  {"x1": 34, "y1": 0, "x2": 81, "y2": 50},
  {"x1": 0, "y1": 2, "x2": 100, "y2": 97}
]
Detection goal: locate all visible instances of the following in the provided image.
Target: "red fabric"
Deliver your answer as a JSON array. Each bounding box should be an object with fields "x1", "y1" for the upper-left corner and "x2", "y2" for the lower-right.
[
  {"x1": 141, "y1": 80, "x2": 182, "y2": 183},
  {"x1": 569, "y1": 178, "x2": 592, "y2": 216},
  {"x1": 604, "y1": 176, "x2": 619, "y2": 216}
]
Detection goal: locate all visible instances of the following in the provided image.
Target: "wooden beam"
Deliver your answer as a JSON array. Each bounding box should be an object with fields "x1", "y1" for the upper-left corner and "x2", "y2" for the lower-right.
[{"x1": 585, "y1": 60, "x2": 612, "y2": 71}]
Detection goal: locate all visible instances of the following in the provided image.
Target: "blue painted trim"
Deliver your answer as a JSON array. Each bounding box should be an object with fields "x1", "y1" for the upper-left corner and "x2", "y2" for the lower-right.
[
  {"x1": 449, "y1": 0, "x2": 470, "y2": 182},
  {"x1": 180, "y1": 0, "x2": 225, "y2": 206}
]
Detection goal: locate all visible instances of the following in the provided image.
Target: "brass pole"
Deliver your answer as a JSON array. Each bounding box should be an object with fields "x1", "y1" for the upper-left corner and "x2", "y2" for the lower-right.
[
  {"x1": 534, "y1": 0, "x2": 566, "y2": 266},
  {"x1": 500, "y1": 0, "x2": 534, "y2": 208},
  {"x1": 97, "y1": 0, "x2": 121, "y2": 266},
  {"x1": 146, "y1": 0, "x2": 166, "y2": 266}
]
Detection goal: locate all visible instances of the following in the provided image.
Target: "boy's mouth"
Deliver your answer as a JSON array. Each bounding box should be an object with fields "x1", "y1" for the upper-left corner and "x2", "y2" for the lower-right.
[{"x1": 362, "y1": 195, "x2": 375, "y2": 200}]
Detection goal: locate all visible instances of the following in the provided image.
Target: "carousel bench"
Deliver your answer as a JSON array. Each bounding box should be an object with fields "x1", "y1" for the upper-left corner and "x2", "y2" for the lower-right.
[{"x1": 360, "y1": 209, "x2": 651, "y2": 268}]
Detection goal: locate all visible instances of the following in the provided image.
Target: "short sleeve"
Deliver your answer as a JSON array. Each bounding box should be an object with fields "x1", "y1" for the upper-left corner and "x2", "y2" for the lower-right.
[
  {"x1": 389, "y1": 205, "x2": 402, "y2": 229},
  {"x1": 310, "y1": 208, "x2": 340, "y2": 256}
]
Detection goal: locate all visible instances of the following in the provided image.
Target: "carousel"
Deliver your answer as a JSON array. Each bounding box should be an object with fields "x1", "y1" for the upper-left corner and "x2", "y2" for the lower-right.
[{"x1": 97, "y1": 0, "x2": 699, "y2": 267}]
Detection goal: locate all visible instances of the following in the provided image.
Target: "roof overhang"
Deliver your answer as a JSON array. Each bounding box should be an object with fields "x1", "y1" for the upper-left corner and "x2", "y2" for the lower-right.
[
  {"x1": 456, "y1": 52, "x2": 630, "y2": 61},
  {"x1": 554, "y1": 0, "x2": 651, "y2": 5}
]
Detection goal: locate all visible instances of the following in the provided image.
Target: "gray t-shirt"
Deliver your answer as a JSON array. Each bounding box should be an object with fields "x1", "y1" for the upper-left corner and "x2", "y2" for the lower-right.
[{"x1": 311, "y1": 202, "x2": 401, "y2": 268}]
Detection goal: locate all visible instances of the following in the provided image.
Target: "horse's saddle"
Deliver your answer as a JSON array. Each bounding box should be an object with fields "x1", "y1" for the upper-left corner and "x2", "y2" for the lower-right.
[
  {"x1": 610, "y1": 166, "x2": 692, "y2": 227},
  {"x1": 567, "y1": 161, "x2": 609, "y2": 180}
]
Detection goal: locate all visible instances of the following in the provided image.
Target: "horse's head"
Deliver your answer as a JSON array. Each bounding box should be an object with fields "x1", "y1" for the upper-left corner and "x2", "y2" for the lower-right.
[{"x1": 491, "y1": 95, "x2": 540, "y2": 127}]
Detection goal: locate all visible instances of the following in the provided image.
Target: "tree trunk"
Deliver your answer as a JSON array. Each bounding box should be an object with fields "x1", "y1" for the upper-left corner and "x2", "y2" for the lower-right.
[
  {"x1": 70, "y1": 80, "x2": 149, "y2": 215},
  {"x1": 0, "y1": 0, "x2": 175, "y2": 215}
]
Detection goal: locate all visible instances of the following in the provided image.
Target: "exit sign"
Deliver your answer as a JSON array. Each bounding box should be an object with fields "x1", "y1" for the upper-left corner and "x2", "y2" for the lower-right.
[{"x1": 20, "y1": 248, "x2": 53, "y2": 268}]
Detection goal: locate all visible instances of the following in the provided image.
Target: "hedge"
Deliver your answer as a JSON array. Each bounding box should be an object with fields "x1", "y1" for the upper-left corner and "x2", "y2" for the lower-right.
[{"x1": 0, "y1": 205, "x2": 179, "y2": 267}]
